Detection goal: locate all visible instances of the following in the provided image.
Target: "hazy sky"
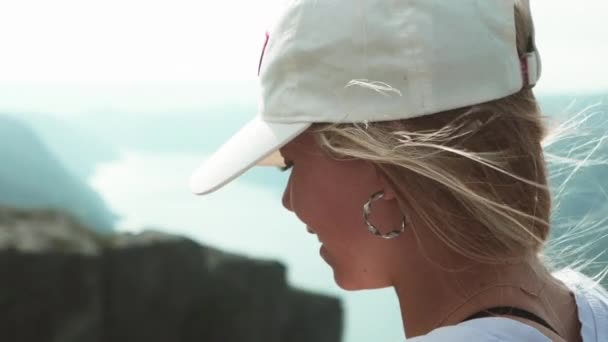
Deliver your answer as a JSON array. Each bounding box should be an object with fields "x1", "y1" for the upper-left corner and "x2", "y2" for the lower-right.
[{"x1": 0, "y1": 0, "x2": 606, "y2": 94}]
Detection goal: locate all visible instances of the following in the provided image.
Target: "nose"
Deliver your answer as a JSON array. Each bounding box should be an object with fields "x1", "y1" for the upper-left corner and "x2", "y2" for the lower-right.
[{"x1": 282, "y1": 181, "x2": 293, "y2": 212}]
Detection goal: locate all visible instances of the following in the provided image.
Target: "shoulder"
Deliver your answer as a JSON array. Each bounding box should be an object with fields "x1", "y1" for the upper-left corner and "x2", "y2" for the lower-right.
[
  {"x1": 405, "y1": 317, "x2": 551, "y2": 342},
  {"x1": 553, "y1": 268, "x2": 608, "y2": 301},
  {"x1": 552, "y1": 267, "x2": 608, "y2": 318},
  {"x1": 404, "y1": 324, "x2": 495, "y2": 342},
  {"x1": 552, "y1": 268, "x2": 608, "y2": 341}
]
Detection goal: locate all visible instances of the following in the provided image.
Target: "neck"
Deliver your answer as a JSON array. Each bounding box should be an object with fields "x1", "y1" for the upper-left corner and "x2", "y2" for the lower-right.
[{"x1": 392, "y1": 254, "x2": 553, "y2": 338}]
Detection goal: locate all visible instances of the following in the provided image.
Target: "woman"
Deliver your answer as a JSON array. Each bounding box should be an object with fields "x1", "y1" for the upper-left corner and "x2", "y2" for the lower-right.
[{"x1": 190, "y1": 0, "x2": 608, "y2": 341}]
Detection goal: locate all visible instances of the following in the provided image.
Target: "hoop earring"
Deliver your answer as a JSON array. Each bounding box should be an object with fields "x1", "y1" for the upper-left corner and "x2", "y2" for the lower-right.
[{"x1": 363, "y1": 191, "x2": 407, "y2": 240}]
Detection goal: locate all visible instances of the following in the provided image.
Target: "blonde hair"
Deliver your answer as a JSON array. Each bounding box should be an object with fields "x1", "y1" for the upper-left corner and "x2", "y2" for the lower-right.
[{"x1": 311, "y1": 1, "x2": 608, "y2": 280}]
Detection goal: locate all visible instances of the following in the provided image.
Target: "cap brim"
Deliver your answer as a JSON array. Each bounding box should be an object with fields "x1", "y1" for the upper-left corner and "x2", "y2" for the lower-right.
[{"x1": 190, "y1": 115, "x2": 310, "y2": 195}]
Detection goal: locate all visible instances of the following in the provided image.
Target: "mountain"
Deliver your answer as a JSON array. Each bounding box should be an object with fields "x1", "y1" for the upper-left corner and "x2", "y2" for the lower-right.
[
  {"x1": 17, "y1": 112, "x2": 119, "y2": 180},
  {"x1": 0, "y1": 115, "x2": 117, "y2": 232}
]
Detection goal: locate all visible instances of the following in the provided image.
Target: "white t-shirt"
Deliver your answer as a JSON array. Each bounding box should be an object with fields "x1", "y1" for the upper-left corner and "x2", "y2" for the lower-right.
[{"x1": 407, "y1": 268, "x2": 608, "y2": 341}]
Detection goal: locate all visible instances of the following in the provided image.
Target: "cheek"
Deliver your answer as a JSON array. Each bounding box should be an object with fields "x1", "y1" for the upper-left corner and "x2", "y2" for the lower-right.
[{"x1": 292, "y1": 161, "x2": 378, "y2": 241}]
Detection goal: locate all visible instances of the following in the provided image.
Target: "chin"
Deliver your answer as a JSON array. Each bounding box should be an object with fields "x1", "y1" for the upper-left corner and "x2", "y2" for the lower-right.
[{"x1": 333, "y1": 272, "x2": 388, "y2": 291}]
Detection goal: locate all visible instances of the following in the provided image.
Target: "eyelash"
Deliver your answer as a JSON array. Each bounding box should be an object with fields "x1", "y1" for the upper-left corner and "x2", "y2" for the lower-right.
[{"x1": 280, "y1": 160, "x2": 294, "y2": 172}]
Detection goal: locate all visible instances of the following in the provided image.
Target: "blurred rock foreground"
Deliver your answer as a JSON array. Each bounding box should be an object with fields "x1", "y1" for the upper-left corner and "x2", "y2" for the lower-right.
[{"x1": 0, "y1": 206, "x2": 343, "y2": 342}]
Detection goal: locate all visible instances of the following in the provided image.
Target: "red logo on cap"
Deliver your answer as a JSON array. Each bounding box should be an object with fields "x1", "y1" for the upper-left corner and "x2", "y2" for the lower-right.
[{"x1": 258, "y1": 31, "x2": 270, "y2": 76}]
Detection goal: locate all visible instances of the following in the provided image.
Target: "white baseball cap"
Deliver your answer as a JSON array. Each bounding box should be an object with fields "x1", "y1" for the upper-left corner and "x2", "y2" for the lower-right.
[{"x1": 190, "y1": 0, "x2": 541, "y2": 196}]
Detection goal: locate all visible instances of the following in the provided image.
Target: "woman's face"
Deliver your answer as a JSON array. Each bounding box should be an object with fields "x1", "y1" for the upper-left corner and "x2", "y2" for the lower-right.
[{"x1": 279, "y1": 130, "x2": 407, "y2": 290}]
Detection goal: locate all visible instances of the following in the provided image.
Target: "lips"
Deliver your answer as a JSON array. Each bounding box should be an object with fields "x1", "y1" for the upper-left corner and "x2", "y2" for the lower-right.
[{"x1": 306, "y1": 226, "x2": 322, "y2": 243}]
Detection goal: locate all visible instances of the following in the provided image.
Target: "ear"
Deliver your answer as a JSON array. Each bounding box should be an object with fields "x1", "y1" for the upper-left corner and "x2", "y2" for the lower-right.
[{"x1": 371, "y1": 163, "x2": 398, "y2": 201}]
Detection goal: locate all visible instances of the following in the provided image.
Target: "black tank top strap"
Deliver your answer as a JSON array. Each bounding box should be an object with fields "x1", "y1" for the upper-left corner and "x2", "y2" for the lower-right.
[{"x1": 462, "y1": 306, "x2": 560, "y2": 336}]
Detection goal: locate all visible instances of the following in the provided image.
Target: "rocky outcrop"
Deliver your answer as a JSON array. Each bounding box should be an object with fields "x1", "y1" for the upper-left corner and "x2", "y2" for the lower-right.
[{"x1": 0, "y1": 207, "x2": 343, "y2": 342}]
